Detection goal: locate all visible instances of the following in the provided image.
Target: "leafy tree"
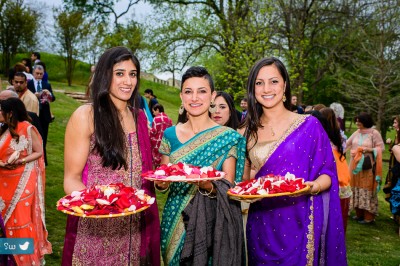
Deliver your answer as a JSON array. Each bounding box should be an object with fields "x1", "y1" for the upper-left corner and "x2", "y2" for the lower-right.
[
  {"x1": 102, "y1": 20, "x2": 143, "y2": 54},
  {"x1": 146, "y1": 0, "x2": 272, "y2": 99},
  {"x1": 0, "y1": 0, "x2": 38, "y2": 75},
  {"x1": 335, "y1": 0, "x2": 400, "y2": 136},
  {"x1": 63, "y1": 0, "x2": 139, "y2": 29},
  {"x1": 54, "y1": 9, "x2": 90, "y2": 86},
  {"x1": 269, "y1": 0, "x2": 358, "y2": 104}
]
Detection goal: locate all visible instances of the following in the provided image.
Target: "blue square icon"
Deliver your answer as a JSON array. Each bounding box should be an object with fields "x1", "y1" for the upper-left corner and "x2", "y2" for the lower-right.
[{"x1": 0, "y1": 238, "x2": 34, "y2": 254}]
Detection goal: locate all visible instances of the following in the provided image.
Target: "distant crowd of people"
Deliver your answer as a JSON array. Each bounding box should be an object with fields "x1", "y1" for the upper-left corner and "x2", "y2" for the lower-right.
[{"x1": 1, "y1": 46, "x2": 399, "y2": 265}]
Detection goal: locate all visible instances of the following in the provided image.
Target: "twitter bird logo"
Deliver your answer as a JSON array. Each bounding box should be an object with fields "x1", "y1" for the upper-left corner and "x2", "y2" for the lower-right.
[{"x1": 19, "y1": 242, "x2": 29, "y2": 251}]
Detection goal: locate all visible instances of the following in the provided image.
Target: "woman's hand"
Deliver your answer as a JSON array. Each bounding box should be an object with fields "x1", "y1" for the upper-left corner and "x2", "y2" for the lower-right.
[
  {"x1": 0, "y1": 160, "x2": 16, "y2": 170},
  {"x1": 154, "y1": 180, "x2": 171, "y2": 191}
]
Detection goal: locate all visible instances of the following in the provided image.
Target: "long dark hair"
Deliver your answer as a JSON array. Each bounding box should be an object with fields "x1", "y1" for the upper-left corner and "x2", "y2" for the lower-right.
[
  {"x1": 214, "y1": 91, "x2": 239, "y2": 130},
  {"x1": 91, "y1": 46, "x2": 140, "y2": 170},
  {"x1": 319, "y1": 107, "x2": 345, "y2": 160},
  {"x1": 0, "y1": 98, "x2": 31, "y2": 141},
  {"x1": 241, "y1": 57, "x2": 292, "y2": 145}
]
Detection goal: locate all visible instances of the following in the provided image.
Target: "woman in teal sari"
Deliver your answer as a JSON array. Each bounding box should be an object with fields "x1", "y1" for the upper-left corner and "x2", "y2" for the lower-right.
[{"x1": 156, "y1": 66, "x2": 246, "y2": 265}]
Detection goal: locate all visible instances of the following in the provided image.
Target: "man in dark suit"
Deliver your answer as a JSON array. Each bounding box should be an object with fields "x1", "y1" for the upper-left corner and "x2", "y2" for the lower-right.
[{"x1": 27, "y1": 64, "x2": 55, "y2": 165}]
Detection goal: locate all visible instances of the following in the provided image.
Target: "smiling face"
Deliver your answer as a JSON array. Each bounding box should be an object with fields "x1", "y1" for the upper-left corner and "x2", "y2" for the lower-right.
[
  {"x1": 254, "y1": 65, "x2": 286, "y2": 109},
  {"x1": 211, "y1": 96, "x2": 230, "y2": 126},
  {"x1": 180, "y1": 77, "x2": 215, "y2": 117},
  {"x1": 109, "y1": 60, "x2": 138, "y2": 105}
]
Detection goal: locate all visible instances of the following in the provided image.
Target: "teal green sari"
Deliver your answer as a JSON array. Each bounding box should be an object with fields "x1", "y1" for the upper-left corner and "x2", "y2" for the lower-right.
[{"x1": 159, "y1": 125, "x2": 246, "y2": 265}]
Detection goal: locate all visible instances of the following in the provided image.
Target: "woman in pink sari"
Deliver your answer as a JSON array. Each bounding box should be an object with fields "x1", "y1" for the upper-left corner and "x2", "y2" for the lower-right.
[
  {"x1": 62, "y1": 47, "x2": 160, "y2": 265},
  {"x1": 0, "y1": 97, "x2": 52, "y2": 265}
]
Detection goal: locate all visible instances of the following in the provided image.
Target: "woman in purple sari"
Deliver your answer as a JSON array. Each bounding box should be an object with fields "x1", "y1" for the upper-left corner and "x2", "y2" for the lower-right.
[
  {"x1": 239, "y1": 57, "x2": 347, "y2": 265},
  {"x1": 62, "y1": 47, "x2": 160, "y2": 265}
]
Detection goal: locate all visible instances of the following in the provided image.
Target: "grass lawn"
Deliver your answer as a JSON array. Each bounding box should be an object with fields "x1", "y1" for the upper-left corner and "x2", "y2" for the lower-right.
[{"x1": 37, "y1": 81, "x2": 400, "y2": 265}]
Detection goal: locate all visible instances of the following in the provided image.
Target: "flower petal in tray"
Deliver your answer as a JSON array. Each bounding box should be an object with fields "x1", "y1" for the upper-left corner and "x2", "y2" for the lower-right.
[
  {"x1": 227, "y1": 172, "x2": 310, "y2": 200},
  {"x1": 56, "y1": 183, "x2": 155, "y2": 218},
  {"x1": 142, "y1": 162, "x2": 225, "y2": 182}
]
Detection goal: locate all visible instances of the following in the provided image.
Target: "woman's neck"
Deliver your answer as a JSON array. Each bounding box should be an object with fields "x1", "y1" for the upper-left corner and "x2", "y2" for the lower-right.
[
  {"x1": 186, "y1": 115, "x2": 217, "y2": 134},
  {"x1": 261, "y1": 105, "x2": 292, "y2": 124}
]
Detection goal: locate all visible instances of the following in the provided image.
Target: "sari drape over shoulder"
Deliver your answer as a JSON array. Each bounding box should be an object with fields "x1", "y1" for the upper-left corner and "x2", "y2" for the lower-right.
[
  {"x1": 62, "y1": 110, "x2": 160, "y2": 266},
  {"x1": 0, "y1": 121, "x2": 52, "y2": 266},
  {"x1": 159, "y1": 125, "x2": 246, "y2": 266},
  {"x1": 247, "y1": 115, "x2": 347, "y2": 266}
]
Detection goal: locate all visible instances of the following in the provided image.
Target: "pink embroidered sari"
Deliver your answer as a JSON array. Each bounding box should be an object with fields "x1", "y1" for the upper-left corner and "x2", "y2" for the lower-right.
[
  {"x1": 62, "y1": 110, "x2": 160, "y2": 266},
  {"x1": 0, "y1": 121, "x2": 52, "y2": 265}
]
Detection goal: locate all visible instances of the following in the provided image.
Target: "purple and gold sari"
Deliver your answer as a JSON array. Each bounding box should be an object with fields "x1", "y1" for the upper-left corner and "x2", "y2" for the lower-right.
[{"x1": 247, "y1": 115, "x2": 347, "y2": 265}]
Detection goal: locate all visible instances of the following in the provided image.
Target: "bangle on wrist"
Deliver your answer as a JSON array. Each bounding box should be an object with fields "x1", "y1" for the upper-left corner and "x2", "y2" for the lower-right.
[
  {"x1": 22, "y1": 158, "x2": 26, "y2": 165},
  {"x1": 310, "y1": 181, "x2": 321, "y2": 195},
  {"x1": 154, "y1": 182, "x2": 169, "y2": 193},
  {"x1": 197, "y1": 183, "x2": 216, "y2": 198}
]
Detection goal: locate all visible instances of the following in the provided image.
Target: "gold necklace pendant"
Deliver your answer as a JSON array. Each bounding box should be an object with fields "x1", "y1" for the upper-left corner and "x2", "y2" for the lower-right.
[{"x1": 270, "y1": 126, "x2": 275, "y2": 136}]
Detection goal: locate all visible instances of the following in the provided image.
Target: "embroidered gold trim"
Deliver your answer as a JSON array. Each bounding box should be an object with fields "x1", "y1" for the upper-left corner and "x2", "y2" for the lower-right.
[
  {"x1": 306, "y1": 196, "x2": 315, "y2": 265},
  {"x1": 258, "y1": 115, "x2": 307, "y2": 165}
]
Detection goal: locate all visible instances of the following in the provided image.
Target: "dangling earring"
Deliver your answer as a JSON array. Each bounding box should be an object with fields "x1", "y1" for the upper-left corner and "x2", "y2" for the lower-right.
[
  {"x1": 178, "y1": 104, "x2": 185, "y2": 115},
  {"x1": 282, "y1": 95, "x2": 287, "y2": 102},
  {"x1": 209, "y1": 102, "x2": 217, "y2": 113}
]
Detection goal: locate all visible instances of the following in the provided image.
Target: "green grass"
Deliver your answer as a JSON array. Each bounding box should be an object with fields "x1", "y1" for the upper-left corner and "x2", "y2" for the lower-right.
[{"x1": 31, "y1": 80, "x2": 400, "y2": 265}]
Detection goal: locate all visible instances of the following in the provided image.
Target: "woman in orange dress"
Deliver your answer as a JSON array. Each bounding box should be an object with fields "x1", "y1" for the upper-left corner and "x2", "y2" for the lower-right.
[
  {"x1": 0, "y1": 97, "x2": 52, "y2": 265},
  {"x1": 319, "y1": 107, "x2": 352, "y2": 232}
]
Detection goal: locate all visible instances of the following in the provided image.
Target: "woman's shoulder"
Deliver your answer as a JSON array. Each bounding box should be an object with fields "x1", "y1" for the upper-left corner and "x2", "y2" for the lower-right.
[
  {"x1": 163, "y1": 125, "x2": 177, "y2": 137},
  {"x1": 68, "y1": 104, "x2": 94, "y2": 131}
]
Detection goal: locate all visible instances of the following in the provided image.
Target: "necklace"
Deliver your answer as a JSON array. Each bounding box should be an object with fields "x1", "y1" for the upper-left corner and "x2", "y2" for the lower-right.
[{"x1": 268, "y1": 125, "x2": 276, "y2": 136}]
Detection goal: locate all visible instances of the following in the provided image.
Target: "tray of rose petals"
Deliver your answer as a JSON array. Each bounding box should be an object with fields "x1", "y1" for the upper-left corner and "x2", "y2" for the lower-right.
[
  {"x1": 57, "y1": 183, "x2": 155, "y2": 218},
  {"x1": 227, "y1": 173, "x2": 309, "y2": 200},
  {"x1": 142, "y1": 162, "x2": 226, "y2": 182}
]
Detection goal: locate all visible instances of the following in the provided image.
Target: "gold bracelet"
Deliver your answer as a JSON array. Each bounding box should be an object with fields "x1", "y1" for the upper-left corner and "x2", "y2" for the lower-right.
[
  {"x1": 310, "y1": 181, "x2": 321, "y2": 195},
  {"x1": 22, "y1": 159, "x2": 26, "y2": 165},
  {"x1": 154, "y1": 182, "x2": 170, "y2": 193}
]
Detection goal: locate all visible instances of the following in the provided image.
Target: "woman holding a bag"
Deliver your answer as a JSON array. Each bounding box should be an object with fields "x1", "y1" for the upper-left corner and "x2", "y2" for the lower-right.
[{"x1": 346, "y1": 112, "x2": 384, "y2": 224}]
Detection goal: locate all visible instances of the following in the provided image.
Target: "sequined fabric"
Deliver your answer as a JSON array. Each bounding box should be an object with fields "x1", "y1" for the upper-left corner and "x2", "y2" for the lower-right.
[{"x1": 71, "y1": 132, "x2": 142, "y2": 265}]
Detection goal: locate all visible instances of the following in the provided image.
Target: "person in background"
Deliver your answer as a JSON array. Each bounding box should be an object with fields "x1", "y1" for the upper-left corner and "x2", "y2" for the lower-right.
[
  {"x1": 330, "y1": 102, "x2": 346, "y2": 131},
  {"x1": 13, "y1": 63, "x2": 34, "y2": 81},
  {"x1": 319, "y1": 107, "x2": 352, "y2": 233},
  {"x1": 21, "y1": 58, "x2": 32, "y2": 74},
  {"x1": 31, "y1": 52, "x2": 41, "y2": 65},
  {"x1": 27, "y1": 64, "x2": 55, "y2": 166},
  {"x1": 62, "y1": 46, "x2": 160, "y2": 265},
  {"x1": 0, "y1": 97, "x2": 52, "y2": 265},
  {"x1": 211, "y1": 91, "x2": 239, "y2": 130},
  {"x1": 12, "y1": 72, "x2": 39, "y2": 116},
  {"x1": 144, "y1": 88, "x2": 159, "y2": 117},
  {"x1": 239, "y1": 97, "x2": 248, "y2": 122},
  {"x1": 290, "y1": 95, "x2": 304, "y2": 114},
  {"x1": 34, "y1": 61, "x2": 48, "y2": 84},
  {"x1": 0, "y1": 90, "x2": 43, "y2": 141},
  {"x1": 239, "y1": 57, "x2": 347, "y2": 265},
  {"x1": 346, "y1": 112, "x2": 384, "y2": 224},
  {"x1": 156, "y1": 66, "x2": 245, "y2": 265},
  {"x1": 384, "y1": 115, "x2": 400, "y2": 223},
  {"x1": 150, "y1": 103, "x2": 173, "y2": 168},
  {"x1": 312, "y1": 103, "x2": 326, "y2": 112}
]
